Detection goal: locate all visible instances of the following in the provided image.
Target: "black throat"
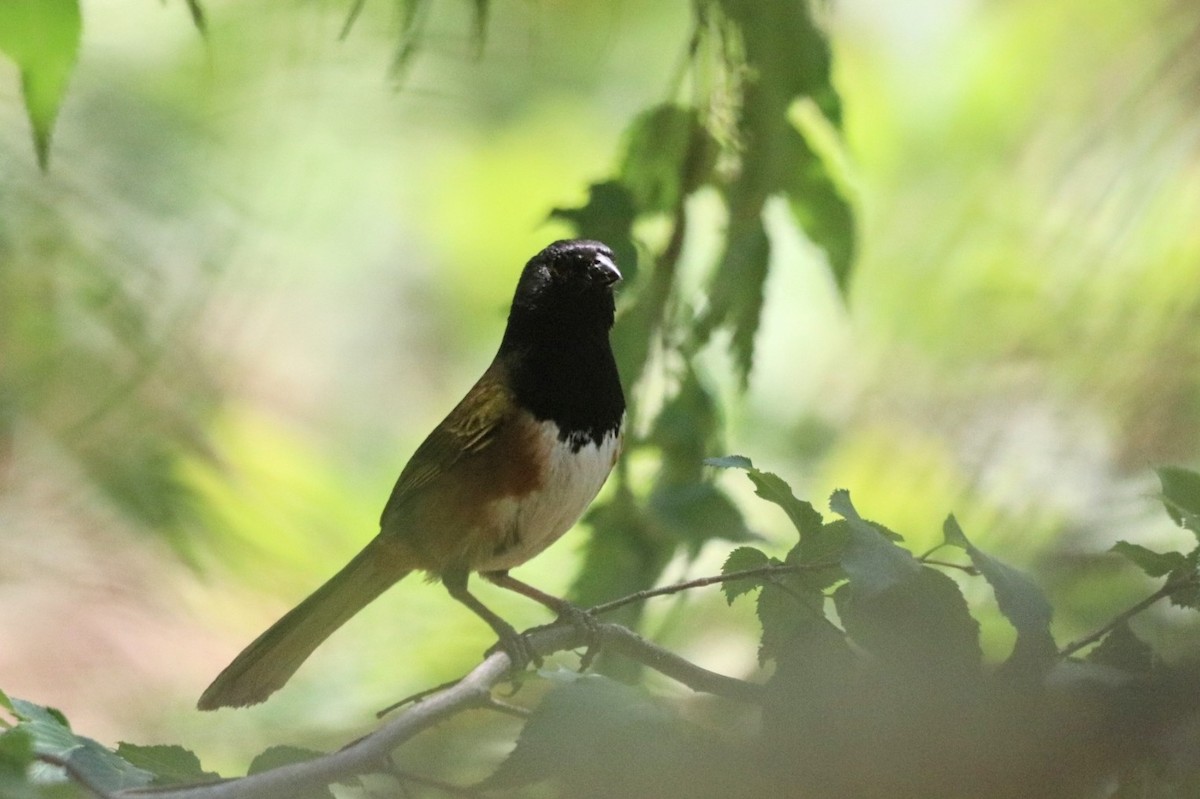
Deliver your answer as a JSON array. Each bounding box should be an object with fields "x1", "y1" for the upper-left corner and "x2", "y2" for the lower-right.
[{"x1": 499, "y1": 308, "x2": 624, "y2": 452}]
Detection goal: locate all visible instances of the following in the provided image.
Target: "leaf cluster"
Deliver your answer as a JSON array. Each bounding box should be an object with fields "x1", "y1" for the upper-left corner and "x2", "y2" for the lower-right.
[
  {"x1": 552, "y1": 0, "x2": 856, "y2": 662},
  {"x1": 8, "y1": 462, "x2": 1200, "y2": 798}
]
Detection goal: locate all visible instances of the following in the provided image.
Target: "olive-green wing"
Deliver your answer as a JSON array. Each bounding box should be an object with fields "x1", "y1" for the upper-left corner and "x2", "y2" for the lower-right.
[{"x1": 379, "y1": 361, "x2": 515, "y2": 524}]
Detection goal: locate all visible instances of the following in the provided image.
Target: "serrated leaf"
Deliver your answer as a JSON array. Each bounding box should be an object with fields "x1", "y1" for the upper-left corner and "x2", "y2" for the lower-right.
[
  {"x1": 705, "y1": 454, "x2": 754, "y2": 470},
  {"x1": 115, "y1": 743, "x2": 219, "y2": 786},
  {"x1": 1167, "y1": 550, "x2": 1200, "y2": 608},
  {"x1": 756, "y1": 575, "x2": 839, "y2": 666},
  {"x1": 722, "y1": 546, "x2": 771, "y2": 603},
  {"x1": 246, "y1": 747, "x2": 332, "y2": 799},
  {"x1": 831, "y1": 490, "x2": 920, "y2": 596},
  {"x1": 1157, "y1": 466, "x2": 1200, "y2": 535},
  {"x1": 247, "y1": 746, "x2": 324, "y2": 776},
  {"x1": 746, "y1": 470, "x2": 823, "y2": 539},
  {"x1": 619, "y1": 104, "x2": 716, "y2": 213},
  {"x1": 1110, "y1": 541, "x2": 1187, "y2": 579},
  {"x1": 648, "y1": 481, "x2": 757, "y2": 551},
  {"x1": 782, "y1": 126, "x2": 855, "y2": 289},
  {"x1": 0, "y1": 0, "x2": 81, "y2": 169},
  {"x1": 718, "y1": 0, "x2": 841, "y2": 127},
  {"x1": 786, "y1": 519, "x2": 848, "y2": 591},
  {"x1": 707, "y1": 455, "x2": 823, "y2": 539},
  {"x1": 942, "y1": 515, "x2": 1056, "y2": 669},
  {"x1": 1087, "y1": 622, "x2": 1154, "y2": 674},
  {"x1": 9, "y1": 699, "x2": 153, "y2": 792},
  {"x1": 0, "y1": 729, "x2": 37, "y2": 799},
  {"x1": 700, "y1": 216, "x2": 770, "y2": 386},
  {"x1": 485, "y1": 675, "x2": 683, "y2": 791},
  {"x1": 550, "y1": 181, "x2": 639, "y2": 285},
  {"x1": 834, "y1": 567, "x2": 981, "y2": 683}
]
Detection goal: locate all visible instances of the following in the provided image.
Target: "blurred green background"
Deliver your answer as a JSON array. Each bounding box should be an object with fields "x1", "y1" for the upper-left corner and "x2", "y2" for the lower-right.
[{"x1": 2, "y1": 0, "x2": 1200, "y2": 780}]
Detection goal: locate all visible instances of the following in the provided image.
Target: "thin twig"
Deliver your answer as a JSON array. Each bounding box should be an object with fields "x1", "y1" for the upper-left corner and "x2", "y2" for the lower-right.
[
  {"x1": 919, "y1": 558, "x2": 979, "y2": 575},
  {"x1": 1058, "y1": 578, "x2": 1195, "y2": 658},
  {"x1": 590, "y1": 563, "x2": 801, "y2": 616},
  {"x1": 377, "y1": 676, "x2": 463, "y2": 719}
]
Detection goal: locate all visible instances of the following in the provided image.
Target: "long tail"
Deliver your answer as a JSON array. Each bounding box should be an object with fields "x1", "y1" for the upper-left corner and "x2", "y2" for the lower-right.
[{"x1": 198, "y1": 544, "x2": 410, "y2": 710}]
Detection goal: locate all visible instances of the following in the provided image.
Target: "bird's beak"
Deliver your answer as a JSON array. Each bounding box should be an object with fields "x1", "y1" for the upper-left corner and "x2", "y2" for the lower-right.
[{"x1": 594, "y1": 253, "x2": 621, "y2": 285}]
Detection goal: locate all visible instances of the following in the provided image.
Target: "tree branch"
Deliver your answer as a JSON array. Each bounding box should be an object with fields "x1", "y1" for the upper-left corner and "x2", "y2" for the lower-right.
[{"x1": 115, "y1": 618, "x2": 760, "y2": 799}]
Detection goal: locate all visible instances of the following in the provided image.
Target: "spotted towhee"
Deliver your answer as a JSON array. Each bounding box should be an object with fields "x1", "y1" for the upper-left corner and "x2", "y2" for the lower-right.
[{"x1": 197, "y1": 240, "x2": 625, "y2": 709}]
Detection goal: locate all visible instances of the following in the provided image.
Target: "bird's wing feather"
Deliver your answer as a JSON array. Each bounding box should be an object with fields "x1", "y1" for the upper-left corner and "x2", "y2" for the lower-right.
[{"x1": 379, "y1": 361, "x2": 515, "y2": 521}]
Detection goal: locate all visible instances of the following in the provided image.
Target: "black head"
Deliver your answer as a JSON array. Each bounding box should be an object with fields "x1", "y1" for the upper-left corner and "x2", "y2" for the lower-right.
[{"x1": 508, "y1": 239, "x2": 621, "y2": 330}]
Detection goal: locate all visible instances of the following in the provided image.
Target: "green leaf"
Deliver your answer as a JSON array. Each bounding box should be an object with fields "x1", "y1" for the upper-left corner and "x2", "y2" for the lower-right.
[
  {"x1": 246, "y1": 747, "x2": 332, "y2": 799},
  {"x1": 648, "y1": 481, "x2": 756, "y2": 552},
  {"x1": 0, "y1": 0, "x2": 81, "y2": 169},
  {"x1": 942, "y1": 515, "x2": 1056, "y2": 668},
  {"x1": 705, "y1": 454, "x2": 753, "y2": 470},
  {"x1": 183, "y1": 0, "x2": 207, "y2": 35},
  {"x1": 699, "y1": 215, "x2": 771, "y2": 385},
  {"x1": 1087, "y1": 622, "x2": 1154, "y2": 674},
  {"x1": 115, "y1": 743, "x2": 219, "y2": 786},
  {"x1": 619, "y1": 104, "x2": 716, "y2": 214},
  {"x1": 550, "y1": 181, "x2": 640, "y2": 285},
  {"x1": 1157, "y1": 466, "x2": 1200, "y2": 535},
  {"x1": 718, "y1": 0, "x2": 841, "y2": 127},
  {"x1": 782, "y1": 126, "x2": 856, "y2": 289},
  {"x1": 485, "y1": 675, "x2": 688, "y2": 791},
  {"x1": 1110, "y1": 540, "x2": 1187, "y2": 578},
  {"x1": 756, "y1": 573, "x2": 836, "y2": 666},
  {"x1": 830, "y1": 490, "x2": 920, "y2": 596},
  {"x1": 721, "y1": 546, "x2": 771, "y2": 603},
  {"x1": 8, "y1": 699, "x2": 153, "y2": 792},
  {"x1": 706, "y1": 455, "x2": 824, "y2": 538},
  {"x1": 247, "y1": 746, "x2": 324, "y2": 776},
  {"x1": 834, "y1": 567, "x2": 981, "y2": 683},
  {"x1": 746, "y1": 470, "x2": 823, "y2": 540},
  {"x1": 0, "y1": 729, "x2": 37, "y2": 799}
]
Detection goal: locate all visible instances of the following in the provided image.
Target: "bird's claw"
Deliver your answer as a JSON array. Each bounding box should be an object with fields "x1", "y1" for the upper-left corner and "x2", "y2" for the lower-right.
[
  {"x1": 487, "y1": 626, "x2": 542, "y2": 671},
  {"x1": 554, "y1": 603, "x2": 602, "y2": 671}
]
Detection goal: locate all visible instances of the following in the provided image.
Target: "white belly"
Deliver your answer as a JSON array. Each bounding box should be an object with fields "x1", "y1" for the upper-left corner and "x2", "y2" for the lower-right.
[{"x1": 476, "y1": 419, "x2": 621, "y2": 572}]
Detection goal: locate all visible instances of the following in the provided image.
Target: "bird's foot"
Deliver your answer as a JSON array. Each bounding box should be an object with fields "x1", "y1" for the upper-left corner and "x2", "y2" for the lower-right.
[
  {"x1": 486, "y1": 621, "x2": 542, "y2": 671},
  {"x1": 552, "y1": 601, "x2": 602, "y2": 671}
]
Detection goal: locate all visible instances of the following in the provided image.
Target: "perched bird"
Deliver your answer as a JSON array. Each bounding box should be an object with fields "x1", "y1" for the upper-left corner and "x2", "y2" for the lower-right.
[{"x1": 198, "y1": 240, "x2": 625, "y2": 710}]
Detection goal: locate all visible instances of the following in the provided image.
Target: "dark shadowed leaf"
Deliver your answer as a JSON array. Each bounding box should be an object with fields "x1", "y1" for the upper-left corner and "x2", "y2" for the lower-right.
[
  {"x1": 757, "y1": 569, "x2": 830, "y2": 665},
  {"x1": 830, "y1": 490, "x2": 920, "y2": 596},
  {"x1": 722, "y1": 546, "x2": 772, "y2": 603},
  {"x1": 115, "y1": 743, "x2": 219, "y2": 786},
  {"x1": 700, "y1": 216, "x2": 771, "y2": 385},
  {"x1": 649, "y1": 481, "x2": 756, "y2": 551},
  {"x1": 248, "y1": 747, "x2": 333, "y2": 799},
  {"x1": 706, "y1": 455, "x2": 823, "y2": 538},
  {"x1": 782, "y1": 126, "x2": 855, "y2": 289},
  {"x1": 485, "y1": 674, "x2": 686, "y2": 791},
  {"x1": 1087, "y1": 622, "x2": 1155, "y2": 674},
  {"x1": 942, "y1": 515, "x2": 1056, "y2": 668},
  {"x1": 1111, "y1": 541, "x2": 1188, "y2": 578},
  {"x1": 619, "y1": 104, "x2": 717, "y2": 213},
  {"x1": 551, "y1": 181, "x2": 640, "y2": 285},
  {"x1": 1157, "y1": 466, "x2": 1200, "y2": 535},
  {"x1": 834, "y1": 567, "x2": 981, "y2": 683}
]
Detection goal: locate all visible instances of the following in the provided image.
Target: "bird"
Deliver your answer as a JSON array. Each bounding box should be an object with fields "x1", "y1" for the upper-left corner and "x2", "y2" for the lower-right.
[{"x1": 198, "y1": 239, "x2": 625, "y2": 710}]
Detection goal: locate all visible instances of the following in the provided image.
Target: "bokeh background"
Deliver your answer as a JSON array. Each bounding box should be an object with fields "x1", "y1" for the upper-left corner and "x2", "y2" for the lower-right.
[{"x1": 3, "y1": 0, "x2": 1200, "y2": 780}]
